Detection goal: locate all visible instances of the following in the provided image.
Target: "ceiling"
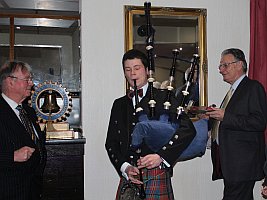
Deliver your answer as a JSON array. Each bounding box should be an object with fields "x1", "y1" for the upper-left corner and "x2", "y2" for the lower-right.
[
  {"x1": 0, "y1": 1, "x2": 196, "y2": 34},
  {"x1": 0, "y1": 0, "x2": 80, "y2": 34},
  {"x1": 0, "y1": 0, "x2": 79, "y2": 12}
]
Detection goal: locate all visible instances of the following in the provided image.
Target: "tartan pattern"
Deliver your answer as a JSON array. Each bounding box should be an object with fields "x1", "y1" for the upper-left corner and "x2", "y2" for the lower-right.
[
  {"x1": 116, "y1": 167, "x2": 174, "y2": 200},
  {"x1": 143, "y1": 167, "x2": 174, "y2": 200}
]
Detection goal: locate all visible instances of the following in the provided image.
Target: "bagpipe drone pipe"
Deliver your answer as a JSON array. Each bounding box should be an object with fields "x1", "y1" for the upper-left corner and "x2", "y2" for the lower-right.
[{"x1": 130, "y1": 1, "x2": 209, "y2": 162}]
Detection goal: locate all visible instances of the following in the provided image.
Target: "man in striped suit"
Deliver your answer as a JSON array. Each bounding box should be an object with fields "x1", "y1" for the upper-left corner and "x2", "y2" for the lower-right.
[{"x1": 0, "y1": 61, "x2": 46, "y2": 200}]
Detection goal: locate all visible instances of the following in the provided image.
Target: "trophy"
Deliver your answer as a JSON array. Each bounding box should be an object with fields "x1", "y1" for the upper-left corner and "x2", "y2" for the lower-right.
[{"x1": 30, "y1": 81, "x2": 74, "y2": 139}]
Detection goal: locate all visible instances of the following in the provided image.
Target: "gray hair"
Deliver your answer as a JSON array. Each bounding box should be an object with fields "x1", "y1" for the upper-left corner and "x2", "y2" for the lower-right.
[
  {"x1": 0, "y1": 61, "x2": 32, "y2": 91},
  {"x1": 221, "y1": 48, "x2": 247, "y2": 73}
]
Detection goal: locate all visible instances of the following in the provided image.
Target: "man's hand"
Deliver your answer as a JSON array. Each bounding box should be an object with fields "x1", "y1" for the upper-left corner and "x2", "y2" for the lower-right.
[
  {"x1": 125, "y1": 165, "x2": 143, "y2": 185},
  {"x1": 14, "y1": 146, "x2": 35, "y2": 162},
  {"x1": 207, "y1": 108, "x2": 225, "y2": 121},
  {"x1": 262, "y1": 180, "x2": 267, "y2": 199},
  {"x1": 262, "y1": 186, "x2": 267, "y2": 199},
  {"x1": 137, "y1": 154, "x2": 162, "y2": 169}
]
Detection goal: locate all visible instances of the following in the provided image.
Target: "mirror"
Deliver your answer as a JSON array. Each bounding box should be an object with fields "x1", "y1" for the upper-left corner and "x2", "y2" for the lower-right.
[
  {"x1": 0, "y1": 11, "x2": 81, "y2": 128},
  {"x1": 124, "y1": 5, "x2": 207, "y2": 106},
  {"x1": 0, "y1": 16, "x2": 80, "y2": 92}
]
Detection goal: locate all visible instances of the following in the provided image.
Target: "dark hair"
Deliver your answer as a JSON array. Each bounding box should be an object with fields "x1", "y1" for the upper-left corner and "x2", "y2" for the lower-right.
[
  {"x1": 122, "y1": 49, "x2": 149, "y2": 69},
  {"x1": 221, "y1": 48, "x2": 247, "y2": 72}
]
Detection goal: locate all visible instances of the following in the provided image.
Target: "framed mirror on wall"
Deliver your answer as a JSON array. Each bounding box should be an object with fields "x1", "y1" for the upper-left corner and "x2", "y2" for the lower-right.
[{"x1": 124, "y1": 5, "x2": 208, "y2": 106}]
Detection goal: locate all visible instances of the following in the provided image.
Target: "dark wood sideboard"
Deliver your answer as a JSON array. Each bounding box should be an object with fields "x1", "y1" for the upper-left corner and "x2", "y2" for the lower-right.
[{"x1": 42, "y1": 138, "x2": 86, "y2": 200}]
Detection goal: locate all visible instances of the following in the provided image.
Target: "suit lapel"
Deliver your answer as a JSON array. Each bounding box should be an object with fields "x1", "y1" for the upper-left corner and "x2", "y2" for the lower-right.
[
  {"x1": 0, "y1": 96, "x2": 26, "y2": 131},
  {"x1": 23, "y1": 105, "x2": 42, "y2": 139},
  {"x1": 0, "y1": 96, "x2": 37, "y2": 143},
  {"x1": 226, "y1": 76, "x2": 248, "y2": 109}
]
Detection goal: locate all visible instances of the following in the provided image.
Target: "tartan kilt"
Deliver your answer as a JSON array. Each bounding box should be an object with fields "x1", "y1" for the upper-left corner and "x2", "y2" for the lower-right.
[{"x1": 116, "y1": 167, "x2": 174, "y2": 200}]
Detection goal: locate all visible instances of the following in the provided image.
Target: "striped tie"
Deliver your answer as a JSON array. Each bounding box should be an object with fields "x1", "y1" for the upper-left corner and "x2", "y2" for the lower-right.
[
  {"x1": 16, "y1": 105, "x2": 36, "y2": 143},
  {"x1": 211, "y1": 88, "x2": 234, "y2": 143}
]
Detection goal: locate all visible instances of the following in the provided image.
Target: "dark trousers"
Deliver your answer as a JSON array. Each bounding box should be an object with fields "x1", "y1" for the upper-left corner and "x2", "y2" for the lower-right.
[
  {"x1": 223, "y1": 179, "x2": 255, "y2": 200},
  {"x1": 0, "y1": 174, "x2": 42, "y2": 200}
]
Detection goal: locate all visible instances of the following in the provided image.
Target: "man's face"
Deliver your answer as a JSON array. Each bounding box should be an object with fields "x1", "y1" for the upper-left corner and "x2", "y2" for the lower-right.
[
  {"x1": 218, "y1": 54, "x2": 242, "y2": 84},
  {"x1": 9, "y1": 68, "x2": 33, "y2": 102},
  {"x1": 124, "y1": 58, "x2": 148, "y2": 89}
]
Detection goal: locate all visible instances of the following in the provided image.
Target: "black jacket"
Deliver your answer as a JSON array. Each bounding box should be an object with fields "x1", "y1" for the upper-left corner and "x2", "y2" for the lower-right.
[
  {"x1": 211, "y1": 76, "x2": 267, "y2": 182},
  {"x1": 105, "y1": 88, "x2": 196, "y2": 177},
  {"x1": 0, "y1": 95, "x2": 46, "y2": 200}
]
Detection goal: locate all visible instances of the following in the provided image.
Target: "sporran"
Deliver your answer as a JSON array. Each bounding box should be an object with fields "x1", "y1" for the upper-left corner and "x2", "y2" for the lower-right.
[{"x1": 118, "y1": 180, "x2": 144, "y2": 200}]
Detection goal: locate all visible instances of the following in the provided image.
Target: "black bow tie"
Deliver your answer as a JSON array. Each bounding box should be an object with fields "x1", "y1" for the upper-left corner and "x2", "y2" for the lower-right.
[{"x1": 128, "y1": 88, "x2": 143, "y2": 99}]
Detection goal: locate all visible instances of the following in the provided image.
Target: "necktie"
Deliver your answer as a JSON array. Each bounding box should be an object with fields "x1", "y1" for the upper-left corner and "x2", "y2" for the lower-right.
[
  {"x1": 16, "y1": 105, "x2": 45, "y2": 162},
  {"x1": 16, "y1": 105, "x2": 36, "y2": 143},
  {"x1": 127, "y1": 88, "x2": 143, "y2": 99},
  {"x1": 211, "y1": 88, "x2": 234, "y2": 143}
]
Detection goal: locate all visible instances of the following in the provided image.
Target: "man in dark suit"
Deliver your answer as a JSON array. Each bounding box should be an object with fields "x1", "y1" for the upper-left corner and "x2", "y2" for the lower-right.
[
  {"x1": 105, "y1": 49, "x2": 196, "y2": 199},
  {"x1": 0, "y1": 61, "x2": 46, "y2": 200},
  {"x1": 207, "y1": 48, "x2": 267, "y2": 200}
]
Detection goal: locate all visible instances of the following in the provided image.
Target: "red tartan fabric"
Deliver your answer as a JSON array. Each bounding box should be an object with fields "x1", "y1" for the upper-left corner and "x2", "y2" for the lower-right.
[
  {"x1": 142, "y1": 167, "x2": 174, "y2": 200},
  {"x1": 116, "y1": 167, "x2": 174, "y2": 200}
]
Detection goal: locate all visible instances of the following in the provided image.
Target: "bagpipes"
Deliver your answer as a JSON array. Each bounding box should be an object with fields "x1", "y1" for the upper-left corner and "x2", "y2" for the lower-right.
[
  {"x1": 131, "y1": 2, "x2": 209, "y2": 162},
  {"x1": 119, "y1": 2, "x2": 209, "y2": 200}
]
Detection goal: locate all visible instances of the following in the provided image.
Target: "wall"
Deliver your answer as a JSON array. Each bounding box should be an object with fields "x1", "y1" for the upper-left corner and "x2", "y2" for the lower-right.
[{"x1": 81, "y1": 0, "x2": 262, "y2": 200}]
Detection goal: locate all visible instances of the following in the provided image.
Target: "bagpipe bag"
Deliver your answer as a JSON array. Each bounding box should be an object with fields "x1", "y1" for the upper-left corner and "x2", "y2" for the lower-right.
[{"x1": 131, "y1": 110, "x2": 209, "y2": 161}]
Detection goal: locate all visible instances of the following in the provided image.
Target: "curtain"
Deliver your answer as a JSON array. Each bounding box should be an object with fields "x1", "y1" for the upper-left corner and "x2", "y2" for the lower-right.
[{"x1": 249, "y1": 0, "x2": 267, "y2": 142}]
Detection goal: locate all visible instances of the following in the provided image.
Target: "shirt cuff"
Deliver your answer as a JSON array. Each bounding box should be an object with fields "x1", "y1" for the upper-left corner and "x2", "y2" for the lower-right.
[
  {"x1": 161, "y1": 157, "x2": 170, "y2": 168},
  {"x1": 120, "y1": 162, "x2": 131, "y2": 180}
]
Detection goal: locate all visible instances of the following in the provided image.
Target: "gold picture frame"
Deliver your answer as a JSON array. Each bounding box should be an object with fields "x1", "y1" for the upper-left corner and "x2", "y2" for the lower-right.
[{"x1": 124, "y1": 5, "x2": 208, "y2": 106}]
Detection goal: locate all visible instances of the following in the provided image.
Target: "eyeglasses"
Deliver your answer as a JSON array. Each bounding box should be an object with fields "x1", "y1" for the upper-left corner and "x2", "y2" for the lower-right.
[
  {"x1": 8, "y1": 75, "x2": 33, "y2": 82},
  {"x1": 218, "y1": 61, "x2": 239, "y2": 69}
]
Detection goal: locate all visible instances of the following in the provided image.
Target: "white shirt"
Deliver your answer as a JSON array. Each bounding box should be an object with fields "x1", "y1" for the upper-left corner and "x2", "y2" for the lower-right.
[
  {"x1": 2, "y1": 93, "x2": 39, "y2": 139},
  {"x1": 231, "y1": 74, "x2": 246, "y2": 93},
  {"x1": 131, "y1": 83, "x2": 148, "y2": 107},
  {"x1": 2, "y1": 93, "x2": 21, "y2": 119}
]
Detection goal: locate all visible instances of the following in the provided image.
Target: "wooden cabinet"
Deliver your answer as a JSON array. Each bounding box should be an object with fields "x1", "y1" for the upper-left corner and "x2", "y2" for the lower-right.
[{"x1": 42, "y1": 138, "x2": 86, "y2": 200}]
